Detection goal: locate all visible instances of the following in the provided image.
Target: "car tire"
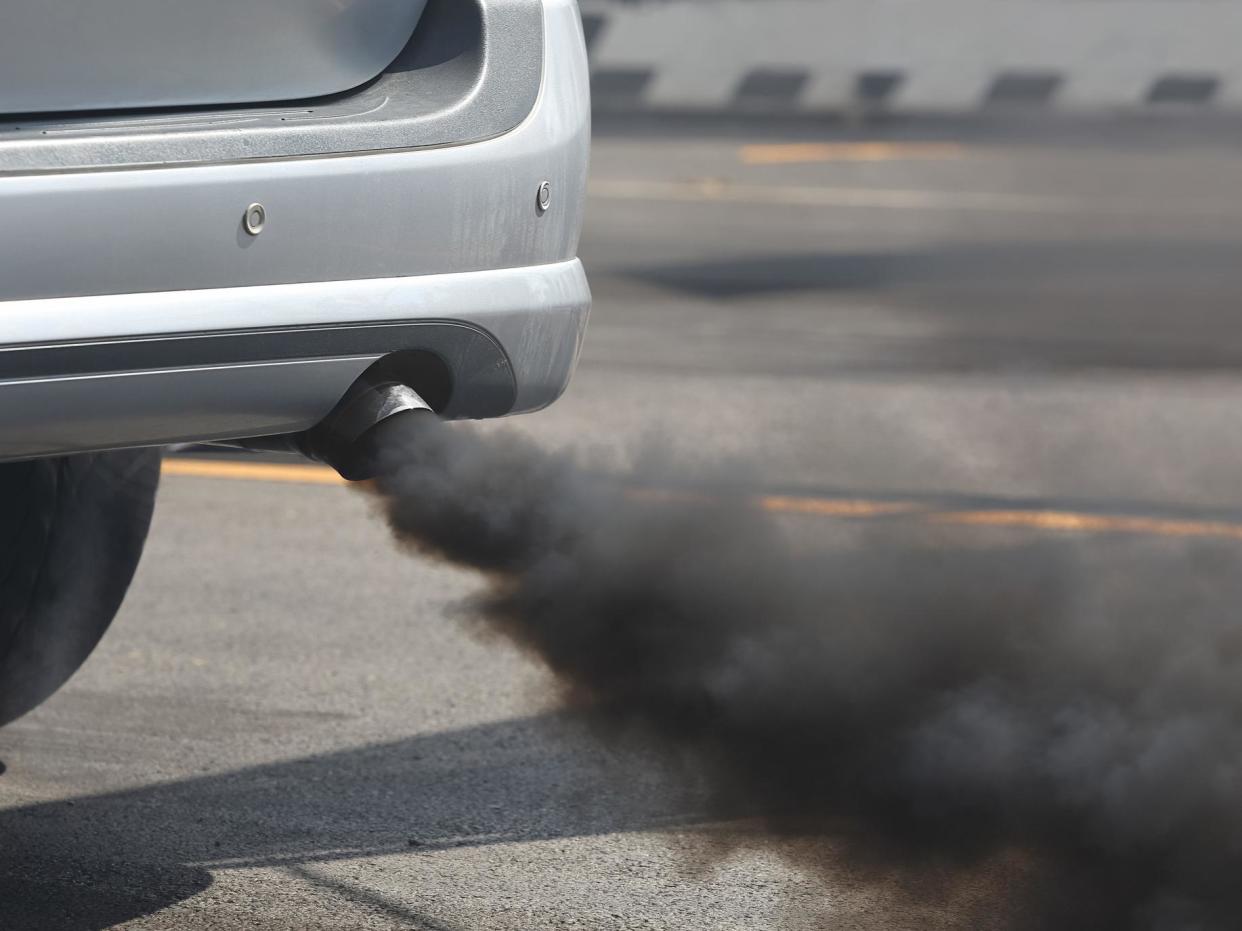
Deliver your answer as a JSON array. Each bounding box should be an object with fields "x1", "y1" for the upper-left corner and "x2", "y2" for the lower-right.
[{"x1": 0, "y1": 449, "x2": 160, "y2": 727}]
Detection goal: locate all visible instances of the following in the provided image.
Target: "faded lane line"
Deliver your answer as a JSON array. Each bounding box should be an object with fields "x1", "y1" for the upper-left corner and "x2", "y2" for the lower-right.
[
  {"x1": 631, "y1": 486, "x2": 921, "y2": 518},
  {"x1": 740, "y1": 141, "x2": 967, "y2": 165},
  {"x1": 589, "y1": 177, "x2": 1074, "y2": 212},
  {"x1": 757, "y1": 494, "x2": 920, "y2": 518},
  {"x1": 931, "y1": 509, "x2": 1242, "y2": 541},
  {"x1": 588, "y1": 177, "x2": 1236, "y2": 218},
  {"x1": 161, "y1": 458, "x2": 1242, "y2": 542},
  {"x1": 162, "y1": 458, "x2": 345, "y2": 485}
]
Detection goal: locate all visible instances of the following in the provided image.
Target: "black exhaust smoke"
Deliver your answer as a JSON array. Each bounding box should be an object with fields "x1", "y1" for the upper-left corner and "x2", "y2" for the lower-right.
[{"x1": 368, "y1": 414, "x2": 1242, "y2": 930}]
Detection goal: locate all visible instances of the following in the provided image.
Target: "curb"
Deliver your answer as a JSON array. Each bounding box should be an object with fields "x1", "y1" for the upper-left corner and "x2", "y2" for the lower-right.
[{"x1": 580, "y1": 0, "x2": 1242, "y2": 117}]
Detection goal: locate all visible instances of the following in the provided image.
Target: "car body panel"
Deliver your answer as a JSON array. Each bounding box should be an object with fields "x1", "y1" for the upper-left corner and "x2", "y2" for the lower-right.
[
  {"x1": 0, "y1": 0, "x2": 591, "y2": 462},
  {"x1": 0, "y1": 0, "x2": 428, "y2": 114},
  {"x1": 0, "y1": 0, "x2": 543, "y2": 173},
  {"x1": 0, "y1": 0, "x2": 585, "y2": 302}
]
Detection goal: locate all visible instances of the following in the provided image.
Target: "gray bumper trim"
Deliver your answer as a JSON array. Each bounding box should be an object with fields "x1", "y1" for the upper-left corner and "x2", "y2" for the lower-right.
[{"x1": 0, "y1": 320, "x2": 520, "y2": 420}]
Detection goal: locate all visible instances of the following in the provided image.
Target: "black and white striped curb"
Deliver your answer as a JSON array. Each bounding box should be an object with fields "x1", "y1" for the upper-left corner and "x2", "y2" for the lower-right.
[{"x1": 580, "y1": 0, "x2": 1242, "y2": 115}]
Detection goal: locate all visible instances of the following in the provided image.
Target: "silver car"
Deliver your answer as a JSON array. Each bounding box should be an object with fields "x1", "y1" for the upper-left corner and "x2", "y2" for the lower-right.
[{"x1": 0, "y1": 0, "x2": 591, "y2": 723}]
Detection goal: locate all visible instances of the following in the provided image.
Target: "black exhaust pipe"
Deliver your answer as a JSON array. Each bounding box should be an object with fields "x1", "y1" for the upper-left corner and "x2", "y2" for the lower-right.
[{"x1": 300, "y1": 379, "x2": 433, "y2": 481}]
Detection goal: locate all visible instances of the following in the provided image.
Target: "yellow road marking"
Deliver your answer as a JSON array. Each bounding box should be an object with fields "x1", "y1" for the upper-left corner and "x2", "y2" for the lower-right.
[
  {"x1": 931, "y1": 509, "x2": 1242, "y2": 541},
  {"x1": 757, "y1": 494, "x2": 919, "y2": 518},
  {"x1": 161, "y1": 457, "x2": 1242, "y2": 543},
  {"x1": 161, "y1": 457, "x2": 345, "y2": 485},
  {"x1": 740, "y1": 141, "x2": 966, "y2": 165},
  {"x1": 630, "y1": 487, "x2": 920, "y2": 518}
]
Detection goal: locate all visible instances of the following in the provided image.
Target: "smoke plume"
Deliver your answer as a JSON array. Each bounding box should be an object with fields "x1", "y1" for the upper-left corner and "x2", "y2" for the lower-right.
[{"x1": 370, "y1": 413, "x2": 1242, "y2": 930}]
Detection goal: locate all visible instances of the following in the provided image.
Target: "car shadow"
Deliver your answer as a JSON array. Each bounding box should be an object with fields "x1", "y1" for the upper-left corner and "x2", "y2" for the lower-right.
[
  {"x1": 616, "y1": 240, "x2": 1242, "y2": 301},
  {"x1": 587, "y1": 239, "x2": 1242, "y2": 378},
  {"x1": 0, "y1": 711, "x2": 707, "y2": 930}
]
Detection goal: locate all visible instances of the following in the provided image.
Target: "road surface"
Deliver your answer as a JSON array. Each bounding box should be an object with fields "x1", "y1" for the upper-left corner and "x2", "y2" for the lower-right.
[{"x1": 5, "y1": 123, "x2": 1242, "y2": 929}]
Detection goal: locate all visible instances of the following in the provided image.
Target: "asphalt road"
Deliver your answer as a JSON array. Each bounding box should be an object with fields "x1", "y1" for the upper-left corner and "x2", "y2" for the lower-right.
[{"x1": 6, "y1": 124, "x2": 1242, "y2": 929}]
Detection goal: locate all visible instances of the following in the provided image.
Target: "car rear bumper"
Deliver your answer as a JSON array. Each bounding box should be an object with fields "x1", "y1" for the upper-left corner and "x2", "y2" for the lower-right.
[
  {"x1": 0, "y1": 261, "x2": 590, "y2": 461},
  {"x1": 0, "y1": 0, "x2": 590, "y2": 461}
]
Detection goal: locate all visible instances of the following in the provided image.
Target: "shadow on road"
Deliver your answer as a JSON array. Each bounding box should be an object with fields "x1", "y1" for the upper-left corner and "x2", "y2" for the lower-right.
[
  {"x1": 0, "y1": 712, "x2": 704, "y2": 930},
  {"x1": 601, "y1": 240, "x2": 1242, "y2": 377},
  {"x1": 623, "y1": 241, "x2": 1242, "y2": 300}
]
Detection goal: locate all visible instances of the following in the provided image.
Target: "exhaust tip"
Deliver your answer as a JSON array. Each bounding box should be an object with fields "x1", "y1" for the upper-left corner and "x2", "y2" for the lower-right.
[{"x1": 302, "y1": 380, "x2": 432, "y2": 481}]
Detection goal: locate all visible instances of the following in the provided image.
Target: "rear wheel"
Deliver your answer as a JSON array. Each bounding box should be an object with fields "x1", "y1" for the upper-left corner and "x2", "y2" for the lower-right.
[{"x1": 0, "y1": 449, "x2": 160, "y2": 726}]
